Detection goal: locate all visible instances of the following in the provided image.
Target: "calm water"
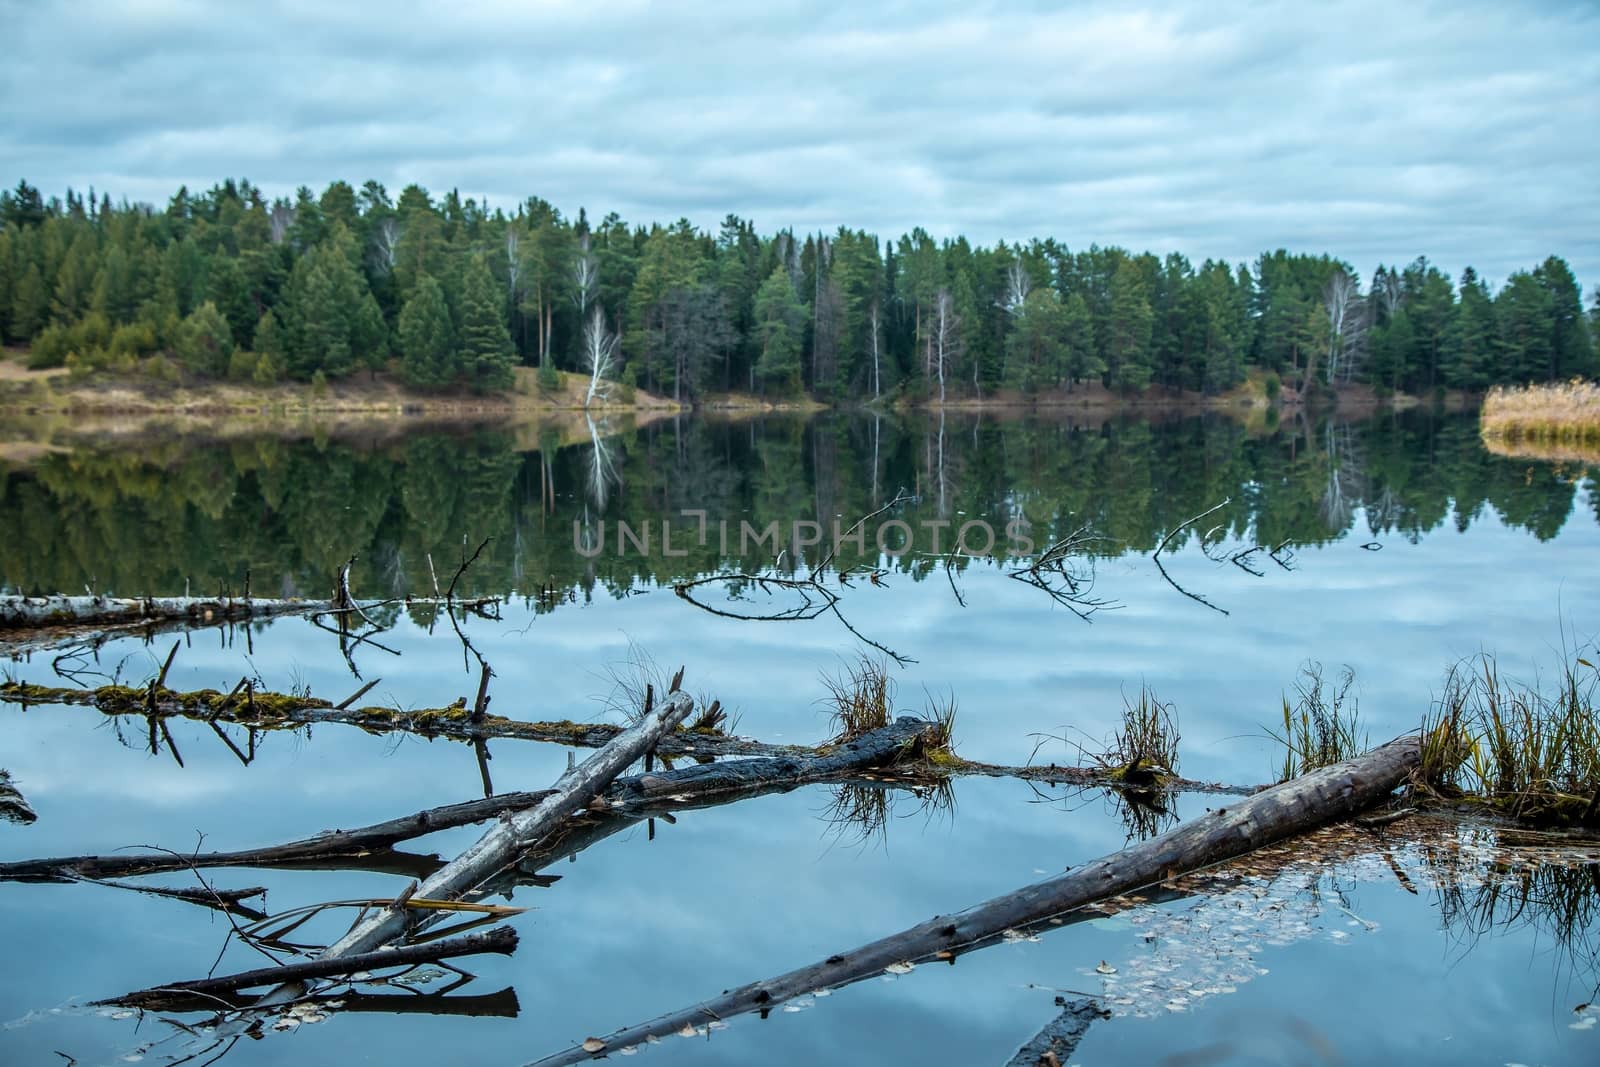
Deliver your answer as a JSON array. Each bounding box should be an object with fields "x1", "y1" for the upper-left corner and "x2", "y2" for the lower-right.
[{"x1": 2, "y1": 409, "x2": 1598, "y2": 1065}]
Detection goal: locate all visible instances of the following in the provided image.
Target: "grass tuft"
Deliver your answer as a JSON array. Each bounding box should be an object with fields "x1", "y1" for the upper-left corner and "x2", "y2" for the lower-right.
[
  {"x1": 1415, "y1": 650, "x2": 1600, "y2": 825},
  {"x1": 921, "y1": 689, "x2": 958, "y2": 751},
  {"x1": 1099, "y1": 683, "x2": 1180, "y2": 785},
  {"x1": 1267, "y1": 662, "x2": 1366, "y2": 781},
  {"x1": 820, "y1": 654, "x2": 893, "y2": 742}
]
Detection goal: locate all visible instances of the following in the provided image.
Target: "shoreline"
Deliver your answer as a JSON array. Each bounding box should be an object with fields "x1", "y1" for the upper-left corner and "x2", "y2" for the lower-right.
[{"x1": 1, "y1": 353, "x2": 1483, "y2": 426}]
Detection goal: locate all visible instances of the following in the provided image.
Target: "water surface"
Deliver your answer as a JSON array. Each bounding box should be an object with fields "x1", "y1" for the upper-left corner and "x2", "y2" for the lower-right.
[{"x1": 1, "y1": 408, "x2": 1597, "y2": 1065}]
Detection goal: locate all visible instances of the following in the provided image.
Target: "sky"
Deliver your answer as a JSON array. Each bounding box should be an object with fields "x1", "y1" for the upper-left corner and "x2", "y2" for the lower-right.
[{"x1": 2, "y1": 0, "x2": 1598, "y2": 289}]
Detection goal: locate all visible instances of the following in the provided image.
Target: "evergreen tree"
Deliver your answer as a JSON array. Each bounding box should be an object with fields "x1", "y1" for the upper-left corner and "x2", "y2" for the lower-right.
[
  {"x1": 1534, "y1": 255, "x2": 1595, "y2": 379},
  {"x1": 175, "y1": 301, "x2": 235, "y2": 376},
  {"x1": 10, "y1": 263, "x2": 48, "y2": 341},
  {"x1": 457, "y1": 256, "x2": 515, "y2": 393},
  {"x1": 1061, "y1": 291, "x2": 1102, "y2": 386},
  {"x1": 1107, "y1": 259, "x2": 1154, "y2": 391},
  {"x1": 753, "y1": 265, "x2": 804, "y2": 395},
  {"x1": 397, "y1": 275, "x2": 456, "y2": 389},
  {"x1": 1447, "y1": 267, "x2": 1497, "y2": 389},
  {"x1": 1496, "y1": 271, "x2": 1555, "y2": 383}
]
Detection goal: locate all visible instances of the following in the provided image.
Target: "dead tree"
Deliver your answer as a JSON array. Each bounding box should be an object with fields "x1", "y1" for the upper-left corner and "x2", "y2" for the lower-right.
[{"x1": 531, "y1": 736, "x2": 1420, "y2": 1064}]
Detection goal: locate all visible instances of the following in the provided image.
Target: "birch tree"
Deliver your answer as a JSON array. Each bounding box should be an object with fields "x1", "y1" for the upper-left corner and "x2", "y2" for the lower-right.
[
  {"x1": 931, "y1": 288, "x2": 961, "y2": 405},
  {"x1": 581, "y1": 303, "x2": 617, "y2": 408},
  {"x1": 573, "y1": 233, "x2": 598, "y2": 316},
  {"x1": 1322, "y1": 268, "x2": 1366, "y2": 384},
  {"x1": 1000, "y1": 259, "x2": 1031, "y2": 317}
]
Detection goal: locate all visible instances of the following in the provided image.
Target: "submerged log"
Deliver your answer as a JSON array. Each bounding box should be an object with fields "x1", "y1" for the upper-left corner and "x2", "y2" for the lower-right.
[
  {"x1": 106, "y1": 985, "x2": 522, "y2": 1018},
  {"x1": 530, "y1": 735, "x2": 1421, "y2": 1065},
  {"x1": 0, "y1": 768, "x2": 36, "y2": 824},
  {"x1": 0, "y1": 593, "x2": 333, "y2": 632},
  {"x1": 1, "y1": 717, "x2": 938, "y2": 887},
  {"x1": 311, "y1": 690, "x2": 694, "y2": 961},
  {"x1": 0, "y1": 591, "x2": 499, "y2": 654},
  {"x1": 105, "y1": 926, "x2": 519, "y2": 1008},
  {"x1": 1006, "y1": 998, "x2": 1107, "y2": 1067},
  {"x1": 0, "y1": 790, "x2": 554, "y2": 882},
  {"x1": 0, "y1": 680, "x2": 1259, "y2": 796}
]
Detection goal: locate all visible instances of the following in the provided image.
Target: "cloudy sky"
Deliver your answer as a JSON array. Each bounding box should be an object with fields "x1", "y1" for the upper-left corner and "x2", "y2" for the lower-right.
[{"x1": 3, "y1": 0, "x2": 1597, "y2": 287}]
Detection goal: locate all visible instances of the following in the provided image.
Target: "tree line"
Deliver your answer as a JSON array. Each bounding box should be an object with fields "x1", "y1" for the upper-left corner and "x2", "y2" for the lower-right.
[{"x1": 1, "y1": 178, "x2": 1594, "y2": 400}]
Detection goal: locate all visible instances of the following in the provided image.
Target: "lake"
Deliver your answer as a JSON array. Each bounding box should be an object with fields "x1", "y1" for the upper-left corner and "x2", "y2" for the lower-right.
[{"x1": 2, "y1": 407, "x2": 1598, "y2": 1065}]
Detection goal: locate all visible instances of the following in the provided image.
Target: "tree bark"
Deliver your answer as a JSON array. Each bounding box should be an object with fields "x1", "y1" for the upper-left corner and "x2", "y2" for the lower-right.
[
  {"x1": 1, "y1": 682, "x2": 1260, "y2": 797},
  {"x1": 105, "y1": 926, "x2": 519, "y2": 1008},
  {"x1": 1, "y1": 718, "x2": 938, "y2": 885},
  {"x1": 320, "y1": 690, "x2": 695, "y2": 960},
  {"x1": 529, "y1": 735, "x2": 1421, "y2": 1065},
  {"x1": 1006, "y1": 998, "x2": 1105, "y2": 1067}
]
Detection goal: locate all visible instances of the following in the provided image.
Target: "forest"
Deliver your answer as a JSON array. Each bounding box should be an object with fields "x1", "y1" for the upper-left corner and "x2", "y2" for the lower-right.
[{"x1": 0, "y1": 178, "x2": 1595, "y2": 402}]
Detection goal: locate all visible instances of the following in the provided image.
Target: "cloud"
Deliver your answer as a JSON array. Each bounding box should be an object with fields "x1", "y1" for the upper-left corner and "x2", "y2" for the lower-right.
[{"x1": 1, "y1": 0, "x2": 1596, "y2": 287}]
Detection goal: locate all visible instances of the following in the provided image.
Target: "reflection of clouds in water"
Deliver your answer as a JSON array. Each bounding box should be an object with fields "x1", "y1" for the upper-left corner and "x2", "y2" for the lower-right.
[{"x1": 1068, "y1": 818, "x2": 1600, "y2": 1028}]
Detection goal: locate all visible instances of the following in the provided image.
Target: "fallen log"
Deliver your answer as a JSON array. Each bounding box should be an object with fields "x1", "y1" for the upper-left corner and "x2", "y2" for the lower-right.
[
  {"x1": 529, "y1": 734, "x2": 1421, "y2": 1065},
  {"x1": 0, "y1": 681, "x2": 1260, "y2": 796},
  {"x1": 0, "y1": 768, "x2": 36, "y2": 824},
  {"x1": 0, "y1": 593, "x2": 335, "y2": 632},
  {"x1": 312, "y1": 689, "x2": 694, "y2": 963},
  {"x1": 104, "y1": 925, "x2": 519, "y2": 1009},
  {"x1": 0, "y1": 591, "x2": 499, "y2": 655},
  {"x1": 0, "y1": 592, "x2": 500, "y2": 632},
  {"x1": 0, "y1": 790, "x2": 554, "y2": 883},
  {"x1": 188, "y1": 686, "x2": 689, "y2": 1035},
  {"x1": 106, "y1": 985, "x2": 521, "y2": 1018},
  {"x1": 1, "y1": 718, "x2": 937, "y2": 887},
  {"x1": 1006, "y1": 998, "x2": 1106, "y2": 1067}
]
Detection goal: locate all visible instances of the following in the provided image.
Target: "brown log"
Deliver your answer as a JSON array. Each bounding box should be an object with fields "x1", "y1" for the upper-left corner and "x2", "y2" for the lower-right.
[{"x1": 529, "y1": 735, "x2": 1421, "y2": 1065}]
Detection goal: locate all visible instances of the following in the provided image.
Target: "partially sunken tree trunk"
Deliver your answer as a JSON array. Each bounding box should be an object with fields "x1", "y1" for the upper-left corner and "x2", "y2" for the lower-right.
[
  {"x1": 0, "y1": 593, "x2": 329, "y2": 632},
  {"x1": 532, "y1": 736, "x2": 1421, "y2": 1064},
  {"x1": 3, "y1": 717, "x2": 938, "y2": 884}
]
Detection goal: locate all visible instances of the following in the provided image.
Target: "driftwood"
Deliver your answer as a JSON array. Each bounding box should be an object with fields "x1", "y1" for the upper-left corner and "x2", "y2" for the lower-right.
[
  {"x1": 0, "y1": 593, "x2": 339, "y2": 632},
  {"x1": 110, "y1": 985, "x2": 522, "y2": 1018},
  {"x1": 0, "y1": 790, "x2": 555, "y2": 883},
  {"x1": 1, "y1": 717, "x2": 939, "y2": 888},
  {"x1": 530, "y1": 735, "x2": 1421, "y2": 1064},
  {"x1": 1006, "y1": 998, "x2": 1107, "y2": 1067},
  {"x1": 0, "y1": 681, "x2": 1260, "y2": 797},
  {"x1": 303, "y1": 691, "x2": 694, "y2": 964},
  {"x1": 106, "y1": 926, "x2": 519, "y2": 1009},
  {"x1": 0, "y1": 768, "x2": 36, "y2": 824},
  {"x1": 0, "y1": 591, "x2": 500, "y2": 656}
]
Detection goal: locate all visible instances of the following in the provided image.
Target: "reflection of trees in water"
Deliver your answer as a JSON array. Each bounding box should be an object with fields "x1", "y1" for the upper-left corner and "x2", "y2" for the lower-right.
[
  {"x1": 0, "y1": 411, "x2": 1590, "y2": 601},
  {"x1": 1319, "y1": 420, "x2": 1366, "y2": 533}
]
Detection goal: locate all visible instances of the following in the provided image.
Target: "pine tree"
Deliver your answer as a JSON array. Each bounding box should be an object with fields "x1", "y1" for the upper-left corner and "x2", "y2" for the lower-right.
[
  {"x1": 1061, "y1": 291, "x2": 1101, "y2": 387},
  {"x1": 1107, "y1": 259, "x2": 1154, "y2": 391},
  {"x1": 753, "y1": 265, "x2": 804, "y2": 395},
  {"x1": 1496, "y1": 271, "x2": 1555, "y2": 383},
  {"x1": 175, "y1": 301, "x2": 235, "y2": 376},
  {"x1": 397, "y1": 275, "x2": 456, "y2": 389},
  {"x1": 10, "y1": 263, "x2": 48, "y2": 341},
  {"x1": 457, "y1": 256, "x2": 515, "y2": 393},
  {"x1": 1447, "y1": 267, "x2": 1497, "y2": 389},
  {"x1": 1534, "y1": 255, "x2": 1595, "y2": 379}
]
